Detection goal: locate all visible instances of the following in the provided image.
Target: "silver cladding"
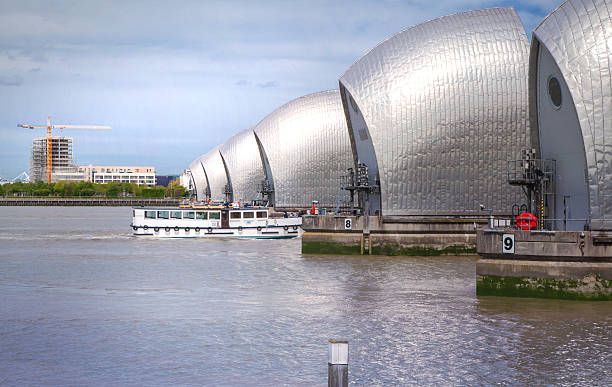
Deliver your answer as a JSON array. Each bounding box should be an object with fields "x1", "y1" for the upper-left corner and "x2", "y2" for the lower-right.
[
  {"x1": 219, "y1": 129, "x2": 266, "y2": 203},
  {"x1": 532, "y1": 0, "x2": 612, "y2": 224},
  {"x1": 253, "y1": 90, "x2": 353, "y2": 209},
  {"x1": 198, "y1": 147, "x2": 229, "y2": 202},
  {"x1": 339, "y1": 7, "x2": 531, "y2": 216},
  {"x1": 188, "y1": 157, "x2": 208, "y2": 202}
]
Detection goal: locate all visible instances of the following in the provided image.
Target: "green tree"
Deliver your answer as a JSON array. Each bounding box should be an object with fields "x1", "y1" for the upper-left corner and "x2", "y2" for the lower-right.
[
  {"x1": 106, "y1": 182, "x2": 121, "y2": 197},
  {"x1": 132, "y1": 183, "x2": 142, "y2": 197},
  {"x1": 140, "y1": 187, "x2": 164, "y2": 198},
  {"x1": 53, "y1": 181, "x2": 66, "y2": 196},
  {"x1": 165, "y1": 181, "x2": 186, "y2": 198},
  {"x1": 33, "y1": 188, "x2": 51, "y2": 196},
  {"x1": 119, "y1": 182, "x2": 132, "y2": 196},
  {"x1": 94, "y1": 183, "x2": 106, "y2": 196},
  {"x1": 8, "y1": 182, "x2": 26, "y2": 196},
  {"x1": 64, "y1": 182, "x2": 76, "y2": 197}
]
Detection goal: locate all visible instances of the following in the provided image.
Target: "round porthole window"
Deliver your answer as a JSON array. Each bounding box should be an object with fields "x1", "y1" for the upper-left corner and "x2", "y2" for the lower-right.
[{"x1": 548, "y1": 76, "x2": 562, "y2": 108}]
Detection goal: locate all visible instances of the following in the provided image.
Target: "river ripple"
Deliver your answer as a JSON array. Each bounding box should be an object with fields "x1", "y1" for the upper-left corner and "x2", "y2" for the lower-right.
[{"x1": 0, "y1": 206, "x2": 610, "y2": 386}]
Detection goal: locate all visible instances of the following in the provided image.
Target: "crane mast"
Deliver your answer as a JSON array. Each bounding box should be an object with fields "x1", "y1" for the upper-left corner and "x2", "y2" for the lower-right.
[{"x1": 18, "y1": 116, "x2": 111, "y2": 183}]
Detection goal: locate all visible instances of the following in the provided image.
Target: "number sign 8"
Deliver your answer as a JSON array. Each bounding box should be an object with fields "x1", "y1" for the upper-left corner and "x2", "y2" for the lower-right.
[{"x1": 344, "y1": 219, "x2": 352, "y2": 230}]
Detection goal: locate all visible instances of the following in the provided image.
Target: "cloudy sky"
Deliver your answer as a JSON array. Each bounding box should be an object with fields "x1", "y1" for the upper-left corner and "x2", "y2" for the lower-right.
[{"x1": 0, "y1": 0, "x2": 559, "y2": 179}]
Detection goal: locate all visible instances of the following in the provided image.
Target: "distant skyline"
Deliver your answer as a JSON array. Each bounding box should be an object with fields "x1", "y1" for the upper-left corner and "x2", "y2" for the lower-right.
[{"x1": 0, "y1": 0, "x2": 558, "y2": 179}]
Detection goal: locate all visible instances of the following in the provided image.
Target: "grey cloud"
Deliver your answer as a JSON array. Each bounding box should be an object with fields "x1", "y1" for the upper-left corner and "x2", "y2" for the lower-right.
[
  {"x1": 18, "y1": 49, "x2": 47, "y2": 63},
  {"x1": 257, "y1": 81, "x2": 278, "y2": 88},
  {"x1": 0, "y1": 75, "x2": 23, "y2": 86},
  {"x1": 0, "y1": 0, "x2": 553, "y2": 179}
]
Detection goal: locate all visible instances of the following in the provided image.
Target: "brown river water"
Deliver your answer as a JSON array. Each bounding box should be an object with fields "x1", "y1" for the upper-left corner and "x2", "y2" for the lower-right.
[{"x1": 0, "y1": 207, "x2": 610, "y2": 386}]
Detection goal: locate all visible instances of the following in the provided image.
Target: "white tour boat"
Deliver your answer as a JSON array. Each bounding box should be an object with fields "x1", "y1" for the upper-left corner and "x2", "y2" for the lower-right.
[{"x1": 131, "y1": 205, "x2": 302, "y2": 238}]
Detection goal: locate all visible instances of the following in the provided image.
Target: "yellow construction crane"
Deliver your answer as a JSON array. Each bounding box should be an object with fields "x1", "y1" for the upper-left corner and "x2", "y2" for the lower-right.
[{"x1": 19, "y1": 116, "x2": 111, "y2": 183}]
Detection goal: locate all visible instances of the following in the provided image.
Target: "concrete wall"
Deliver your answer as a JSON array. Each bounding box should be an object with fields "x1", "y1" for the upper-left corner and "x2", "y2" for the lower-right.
[
  {"x1": 477, "y1": 229, "x2": 612, "y2": 261},
  {"x1": 476, "y1": 259, "x2": 612, "y2": 300},
  {"x1": 476, "y1": 228, "x2": 612, "y2": 300},
  {"x1": 302, "y1": 215, "x2": 484, "y2": 255}
]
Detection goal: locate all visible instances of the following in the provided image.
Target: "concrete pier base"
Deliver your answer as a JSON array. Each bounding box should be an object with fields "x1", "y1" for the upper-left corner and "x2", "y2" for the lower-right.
[
  {"x1": 476, "y1": 229, "x2": 612, "y2": 300},
  {"x1": 302, "y1": 215, "x2": 482, "y2": 256},
  {"x1": 477, "y1": 260, "x2": 612, "y2": 300}
]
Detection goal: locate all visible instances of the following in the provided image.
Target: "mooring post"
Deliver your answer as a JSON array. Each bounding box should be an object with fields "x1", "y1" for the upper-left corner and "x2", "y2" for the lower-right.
[{"x1": 328, "y1": 340, "x2": 348, "y2": 387}]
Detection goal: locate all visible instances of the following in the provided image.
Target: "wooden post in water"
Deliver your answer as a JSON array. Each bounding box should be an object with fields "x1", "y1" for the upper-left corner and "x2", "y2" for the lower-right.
[{"x1": 328, "y1": 340, "x2": 348, "y2": 387}]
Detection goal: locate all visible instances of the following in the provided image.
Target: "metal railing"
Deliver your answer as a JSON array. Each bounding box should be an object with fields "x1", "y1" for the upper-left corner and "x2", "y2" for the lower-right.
[{"x1": 484, "y1": 215, "x2": 589, "y2": 231}]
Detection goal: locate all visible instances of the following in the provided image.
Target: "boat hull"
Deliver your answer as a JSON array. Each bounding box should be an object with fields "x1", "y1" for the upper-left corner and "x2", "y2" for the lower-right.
[
  {"x1": 132, "y1": 224, "x2": 302, "y2": 238},
  {"x1": 131, "y1": 206, "x2": 302, "y2": 239}
]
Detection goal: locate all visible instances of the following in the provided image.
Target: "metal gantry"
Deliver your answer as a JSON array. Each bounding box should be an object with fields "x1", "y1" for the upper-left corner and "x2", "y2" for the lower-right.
[
  {"x1": 340, "y1": 163, "x2": 379, "y2": 216},
  {"x1": 507, "y1": 149, "x2": 556, "y2": 229}
]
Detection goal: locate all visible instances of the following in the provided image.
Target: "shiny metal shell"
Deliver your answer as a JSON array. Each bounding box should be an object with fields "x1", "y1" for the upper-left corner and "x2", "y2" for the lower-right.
[
  {"x1": 253, "y1": 90, "x2": 353, "y2": 209},
  {"x1": 339, "y1": 7, "x2": 531, "y2": 216},
  {"x1": 531, "y1": 0, "x2": 612, "y2": 229},
  {"x1": 198, "y1": 147, "x2": 229, "y2": 202},
  {"x1": 188, "y1": 157, "x2": 208, "y2": 202},
  {"x1": 218, "y1": 129, "x2": 266, "y2": 203}
]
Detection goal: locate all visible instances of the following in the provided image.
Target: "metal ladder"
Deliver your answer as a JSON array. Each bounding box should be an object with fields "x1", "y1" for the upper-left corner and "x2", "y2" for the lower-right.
[{"x1": 361, "y1": 232, "x2": 372, "y2": 255}]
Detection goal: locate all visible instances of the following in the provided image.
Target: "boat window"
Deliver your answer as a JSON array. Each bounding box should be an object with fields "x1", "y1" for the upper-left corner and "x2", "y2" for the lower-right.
[
  {"x1": 209, "y1": 212, "x2": 220, "y2": 220},
  {"x1": 196, "y1": 211, "x2": 207, "y2": 220},
  {"x1": 256, "y1": 211, "x2": 267, "y2": 219},
  {"x1": 230, "y1": 212, "x2": 242, "y2": 219},
  {"x1": 171, "y1": 211, "x2": 182, "y2": 219},
  {"x1": 157, "y1": 211, "x2": 169, "y2": 219},
  {"x1": 145, "y1": 210, "x2": 157, "y2": 219},
  {"x1": 184, "y1": 211, "x2": 195, "y2": 219},
  {"x1": 243, "y1": 212, "x2": 254, "y2": 219}
]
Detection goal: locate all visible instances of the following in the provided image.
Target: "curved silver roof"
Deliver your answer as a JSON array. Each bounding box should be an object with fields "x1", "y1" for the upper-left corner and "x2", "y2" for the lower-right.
[
  {"x1": 339, "y1": 7, "x2": 531, "y2": 216},
  {"x1": 531, "y1": 0, "x2": 612, "y2": 229},
  {"x1": 188, "y1": 158, "x2": 208, "y2": 202},
  {"x1": 253, "y1": 90, "x2": 352, "y2": 209},
  {"x1": 198, "y1": 147, "x2": 229, "y2": 202},
  {"x1": 218, "y1": 129, "x2": 266, "y2": 203}
]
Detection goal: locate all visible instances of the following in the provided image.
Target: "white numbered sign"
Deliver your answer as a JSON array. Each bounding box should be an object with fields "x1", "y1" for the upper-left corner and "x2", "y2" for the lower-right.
[
  {"x1": 344, "y1": 218, "x2": 352, "y2": 230},
  {"x1": 502, "y1": 234, "x2": 515, "y2": 254}
]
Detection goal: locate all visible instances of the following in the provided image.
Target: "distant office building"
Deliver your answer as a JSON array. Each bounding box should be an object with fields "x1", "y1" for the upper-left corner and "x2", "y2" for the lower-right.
[
  {"x1": 79, "y1": 165, "x2": 156, "y2": 186},
  {"x1": 155, "y1": 175, "x2": 177, "y2": 187},
  {"x1": 30, "y1": 137, "x2": 84, "y2": 182},
  {"x1": 29, "y1": 136, "x2": 156, "y2": 185}
]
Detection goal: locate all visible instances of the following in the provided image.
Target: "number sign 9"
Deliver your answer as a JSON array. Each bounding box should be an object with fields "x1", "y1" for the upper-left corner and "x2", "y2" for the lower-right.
[{"x1": 502, "y1": 234, "x2": 514, "y2": 254}]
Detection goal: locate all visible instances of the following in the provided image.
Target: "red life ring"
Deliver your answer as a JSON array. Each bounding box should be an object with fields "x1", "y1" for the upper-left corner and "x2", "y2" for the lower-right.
[{"x1": 516, "y1": 212, "x2": 537, "y2": 230}]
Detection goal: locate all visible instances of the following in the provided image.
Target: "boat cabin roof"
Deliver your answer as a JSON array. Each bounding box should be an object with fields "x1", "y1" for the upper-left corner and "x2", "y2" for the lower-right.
[{"x1": 134, "y1": 206, "x2": 269, "y2": 211}]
